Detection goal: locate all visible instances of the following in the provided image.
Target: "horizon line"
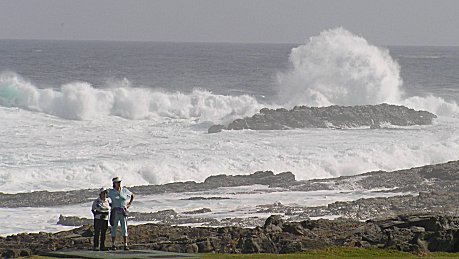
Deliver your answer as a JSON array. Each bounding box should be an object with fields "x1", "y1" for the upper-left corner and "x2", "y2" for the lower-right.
[{"x1": 1, "y1": 37, "x2": 459, "y2": 48}]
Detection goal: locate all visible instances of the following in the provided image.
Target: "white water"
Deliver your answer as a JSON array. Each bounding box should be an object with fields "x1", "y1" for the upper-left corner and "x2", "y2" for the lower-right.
[
  {"x1": 0, "y1": 72, "x2": 262, "y2": 123},
  {"x1": 1, "y1": 27, "x2": 459, "y2": 194},
  {"x1": 277, "y1": 27, "x2": 459, "y2": 116},
  {"x1": 0, "y1": 185, "x2": 407, "y2": 236},
  {"x1": 1, "y1": 104, "x2": 458, "y2": 193}
]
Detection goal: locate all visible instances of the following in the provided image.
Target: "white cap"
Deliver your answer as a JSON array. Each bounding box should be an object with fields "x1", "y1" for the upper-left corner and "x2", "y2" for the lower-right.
[
  {"x1": 99, "y1": 187, "x2": 107, "y2": 194},
  {"x1": 112, "y1": 177, "x2": 122, "y2": 183}
]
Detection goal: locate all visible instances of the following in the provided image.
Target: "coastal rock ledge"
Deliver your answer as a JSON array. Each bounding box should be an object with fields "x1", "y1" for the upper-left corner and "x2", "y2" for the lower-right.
[
  {"x1": 208, "y1": 103, "x2": 436, "y2": 133},
  {"x1": 3, "y1": 214, "x2": 459, "y2": 257}
]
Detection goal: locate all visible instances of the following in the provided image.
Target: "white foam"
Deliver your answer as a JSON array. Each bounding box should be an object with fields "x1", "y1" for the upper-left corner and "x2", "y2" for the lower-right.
[
  {"x1": 0, "y1": 72, "x2": 262, "y2": 123},
  {"x1": 1, "y1": 103, "x2": 459, "y2": 193},
  {"x1": 276, "y1": 27, "x2": 459, "y2": 116},
  {"x1": 277, "y1": 27, "x2": 403, "y2": 107},
  {"x1": 1, "y1": 28, "x2": 459, "y2": 196},
  {"x1": 0, "y1": 185, "x2": 407, "y2": 236}
]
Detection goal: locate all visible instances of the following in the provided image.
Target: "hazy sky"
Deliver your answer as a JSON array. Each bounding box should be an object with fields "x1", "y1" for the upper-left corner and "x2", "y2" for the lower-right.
[{"x1": 1, "y1": 0, "x2": 458, "y2": 46}]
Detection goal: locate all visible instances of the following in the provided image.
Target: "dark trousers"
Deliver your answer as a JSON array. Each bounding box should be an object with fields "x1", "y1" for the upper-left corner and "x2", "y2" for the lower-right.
[{"x1": 94, "y1": 218, "x2": 108, "y2": 248}]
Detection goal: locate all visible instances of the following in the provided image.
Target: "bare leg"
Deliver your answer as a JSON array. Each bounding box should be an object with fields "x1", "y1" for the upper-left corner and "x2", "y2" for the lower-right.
[{"x1": 123, "y1": 236, "x2": 129, "y2": 250}]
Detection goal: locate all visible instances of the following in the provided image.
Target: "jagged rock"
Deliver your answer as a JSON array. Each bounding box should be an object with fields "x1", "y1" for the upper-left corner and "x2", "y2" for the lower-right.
[
  {"x1": 182, "y1": 197, "x2": 230, "y2": 200},
  {"x1": 57, "y1": 214, "x2": 92, "y2": 226},
  {"x1": 183, "y1": 208, "x2": 212, "y2": 214},
  {"x1": 1, "y1": 249, "x2": 31, "y2": 258},
  {"x1": 7, "y1": 213, "x2": 459, "y2": 255},
  {"x1": 263, "y1": 215, "x2": 284, "y2": 233},
  {"x1": 204, "y1": 171, "x2": 295, "y2": 188},
  {"x1": 208, "y1": 124, "x2": 225, "y2": 133},
  {"x1": 58, "y1": 210, "x2": 220, "y2": 227},
  {"x1": 208, "y1": 104, "x2": 436, "y2": 132},
  {"x1": 196, "y1": 238, "x2": 215, "y2": 253},
  {"x1": 0, "y1": 171, "x2": 295, "y2": 208},
  {"x1": 240, "y1": 236, "x2": 262, "y2": 253}
]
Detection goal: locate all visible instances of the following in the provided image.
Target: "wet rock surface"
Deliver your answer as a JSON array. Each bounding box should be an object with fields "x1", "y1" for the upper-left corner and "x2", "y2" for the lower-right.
[
  {"x1": 0, "y1": 171, "x2": 295, "y2": 208},
  {"x1": 3, "y1": 160, "x2": 459, "y2": 225},
  {"x1": 208, "y1": 103, "x2": 436, "y2": 133},
  {"x1": 4, "y1": 214, "x2": 459, "y2": 256},
  {"x1": 58, "y1": 209, "x2": 221, "y2": 227},
  {"x1": 3, "y1": 160, "x2": 459, "y2": 256},
  {"x1": 183, "y1": 208, "x2": 212, "y2": 214}
]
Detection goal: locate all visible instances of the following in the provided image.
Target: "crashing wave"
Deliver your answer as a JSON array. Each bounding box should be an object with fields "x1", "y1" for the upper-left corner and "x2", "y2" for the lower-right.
[
  {"x1": 0, "y1": 72, "x2": 262, "y2": 123},
  {"x1": 276, "y1": 27, "x2": 458, "y2": 117}
]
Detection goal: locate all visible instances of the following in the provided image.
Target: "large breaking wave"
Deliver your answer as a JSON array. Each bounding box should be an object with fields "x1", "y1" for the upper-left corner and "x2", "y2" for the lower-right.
[
  {"x1": 277, "y1": 27, "x2": 458, "y2": 116},
  {"x1": 0, "y1": 72, "x2": 261, "y2": 123},
  {"x1": 2, "y1": 30, "x2": 459, "y2": 195},
  {"x1": 1, "y1": 27, "x2": 458, "y2": 123}
]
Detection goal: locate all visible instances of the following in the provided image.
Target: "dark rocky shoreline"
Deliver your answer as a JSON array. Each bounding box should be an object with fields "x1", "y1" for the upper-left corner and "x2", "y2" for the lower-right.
[
  {"x1": 0, "y1": 171, "x2": 295, "y2": 208},
  {"x1": 2, "y1": 160, "x2": 459, "y2": 223},
  {"x1": 208, "y1": 103, "x2": 436, "y2": 133},
  {"x1": 4, "y1": 213, "x2": 459, "y2": 257},
  {"x1": 3, "y1": 160, "x2": 459, "y2": 257}
]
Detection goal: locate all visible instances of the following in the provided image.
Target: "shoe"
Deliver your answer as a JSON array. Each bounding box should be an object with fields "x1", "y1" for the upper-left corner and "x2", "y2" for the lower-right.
[
  {"x1": 92, "y1": 247, "x2": 99, "y2": 251},
  {"x1": 111, "y1": 245, "x2": 117, "y2": 251},
  {"x1": 124, "y1": 245, "x2": 130, "y2": 251}
]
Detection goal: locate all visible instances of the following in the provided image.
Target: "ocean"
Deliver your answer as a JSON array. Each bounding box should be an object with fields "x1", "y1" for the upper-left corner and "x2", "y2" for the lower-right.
[{"x1": 1, "y1": 28, "x2": 459, "y2": 234}]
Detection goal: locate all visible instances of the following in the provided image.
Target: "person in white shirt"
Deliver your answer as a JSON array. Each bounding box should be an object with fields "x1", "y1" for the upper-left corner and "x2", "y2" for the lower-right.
[
  {"x1": 108, "y1": 177, "x2": 134, "y2": 250},
  {"x1": 91, "y1": 187, "x2": 110, "y2": 251}
]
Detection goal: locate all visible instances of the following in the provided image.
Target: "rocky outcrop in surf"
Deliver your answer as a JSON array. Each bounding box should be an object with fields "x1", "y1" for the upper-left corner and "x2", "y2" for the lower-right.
[
  {"x1": 208, "y1": 103, "x2": 436, "y2": 133},
  {"x1": 0, "y1": 171, "x2": 295, "y2": 208}
]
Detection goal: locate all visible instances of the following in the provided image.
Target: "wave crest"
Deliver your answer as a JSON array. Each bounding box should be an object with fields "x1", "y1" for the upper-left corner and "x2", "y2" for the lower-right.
[{"x1": 0, "y1": 72, "x2": 262, "y2": 123}]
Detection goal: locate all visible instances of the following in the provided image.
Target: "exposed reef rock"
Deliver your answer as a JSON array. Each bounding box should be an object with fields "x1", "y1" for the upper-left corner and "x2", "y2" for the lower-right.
[
  {"x1": 0, "y1": 171, "x2": 295, "y2": 208},
  {"x1": 58, "y1": 209, "x2": 220, "y2": 227},
  {"x1": 3, "y1": 160, "x2": 459, "y2": 223},
  {"x1": 4, "y1": 214, "x2": 459, "y2": 257},
  {"x1": 4, "y1": 160, "x2": 459, "y2": 256},
  {"x1": 208, "y1": 103, "x2": 436, "y2": 133}
]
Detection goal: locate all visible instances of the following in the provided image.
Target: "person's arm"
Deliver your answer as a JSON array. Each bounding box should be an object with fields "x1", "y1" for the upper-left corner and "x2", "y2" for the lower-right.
[
  {"x1": 91, "y1": 200, "x2": 97, "y2": 211},
  {"x1": 127, "y1": 193, "x2": 134, "y2": 209},
  {"x1": 91, "y1": 200, "x2": 98, "y2": 215}
]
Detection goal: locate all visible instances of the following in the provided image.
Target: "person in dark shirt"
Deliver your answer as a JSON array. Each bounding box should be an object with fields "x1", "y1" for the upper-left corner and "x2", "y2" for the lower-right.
[{"x1": 91, "y1": 187, "x2": 110, "y2": 251}]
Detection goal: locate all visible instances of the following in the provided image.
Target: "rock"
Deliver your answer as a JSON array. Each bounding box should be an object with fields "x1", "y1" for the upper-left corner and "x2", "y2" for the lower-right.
[
  {"x1": 282, "y1": 223, "x2": 305, "y2": 235},
  {"x1": 208, "y1": 124, "x2": 225, "y2": 133},
  {"x1": 0, "y1": 170, "x2": 295, "y2": 208},
  {"x1": 7, "y1": 213, "x2": 459, "y2": 255},
  {"x1": 185, "y1": 243, "x2": 199, "y2": 253},
  {"x1": 0, "y1": 248, "x2": 35, "y2": 258},
  {"x1": 57, "y1": 214, "x2": 92, "y2": 226},
  {"x1": 204, "y1": 171, "x2": 295, "y2": 188},
  {"x1": 182, "y1": 197, "x2": 230, "y2": 200},
  {"x1": 240, "y1": 236, "x2": 262, "y2": 253},
  {"x1": 370, "y1": 123, "x2": 381, "y2": 129},
  {"x1": 196, "y1": 239, "x2": 214, "y2": 253},
  {"x1": 279, "y1": 241, "x2": 303, "y2": 254},
  {"x1": 183, "y1": 208, "x2": 212, "y2": 214},
  {"x1": 208, "y1": 104, "x2": 436, "y2": 132},
  {"x1": 263, "y1": 215, "x2": 284, "y2": 233}
]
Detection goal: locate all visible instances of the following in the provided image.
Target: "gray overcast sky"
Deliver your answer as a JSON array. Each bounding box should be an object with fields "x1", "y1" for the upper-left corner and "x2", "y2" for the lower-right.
[{"x1": 1, "y1": 0, "x2": 458, "y2": 46}]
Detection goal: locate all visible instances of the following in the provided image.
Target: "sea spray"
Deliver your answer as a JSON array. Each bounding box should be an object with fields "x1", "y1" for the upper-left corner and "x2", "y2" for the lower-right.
[
  {"x1": 277, "y1": 27, "x2": 403, "y2": 107},
  {"x1": 277, "y1": 27, "x2": 458, "y2": 116}
]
